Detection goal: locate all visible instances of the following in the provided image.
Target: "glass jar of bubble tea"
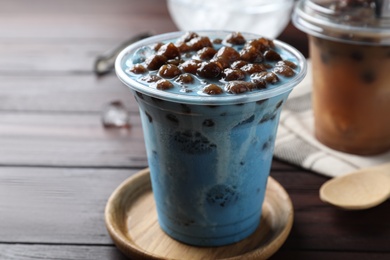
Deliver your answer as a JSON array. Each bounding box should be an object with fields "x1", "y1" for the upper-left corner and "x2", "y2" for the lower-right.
[{"x1": 293, "y1": 0, "x2": 390, "y2": 155}]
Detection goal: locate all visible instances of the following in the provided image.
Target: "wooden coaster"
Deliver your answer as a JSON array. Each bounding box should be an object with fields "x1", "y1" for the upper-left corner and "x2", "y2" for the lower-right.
[{"x1": 105, "y1": 168, "x2": 293, "y2": 260}]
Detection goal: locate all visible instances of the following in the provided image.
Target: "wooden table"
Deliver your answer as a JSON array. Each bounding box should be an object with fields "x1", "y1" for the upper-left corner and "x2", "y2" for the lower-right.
[{"x1": 0, "y1": 0, "x2": 389, "y2": 259}]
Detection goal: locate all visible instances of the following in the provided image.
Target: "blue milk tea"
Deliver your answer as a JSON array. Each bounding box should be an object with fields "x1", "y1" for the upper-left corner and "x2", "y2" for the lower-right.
[{"x1": 116, "y1": 31, "x2": 306, "y2": 246}]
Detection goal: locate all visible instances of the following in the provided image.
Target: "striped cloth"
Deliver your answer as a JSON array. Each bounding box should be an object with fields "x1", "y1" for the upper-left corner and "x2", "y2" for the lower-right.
[{"x1": 274, "y1": 61, "x2": 390, "y2": 178}]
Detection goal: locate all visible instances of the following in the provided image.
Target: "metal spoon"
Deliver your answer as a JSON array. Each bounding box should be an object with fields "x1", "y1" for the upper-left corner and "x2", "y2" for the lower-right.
[{"x1": 319, "y1": 163, "x2": 390, "y2": 210}]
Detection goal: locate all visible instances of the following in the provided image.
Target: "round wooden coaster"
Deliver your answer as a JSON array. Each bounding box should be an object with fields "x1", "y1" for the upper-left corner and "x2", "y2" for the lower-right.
[{"x1": 105, "y1": 168, "x2": 293, "y2": 260}]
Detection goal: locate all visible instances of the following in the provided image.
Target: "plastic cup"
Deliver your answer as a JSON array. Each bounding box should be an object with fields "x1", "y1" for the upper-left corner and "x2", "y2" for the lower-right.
[
  {"x1": 293, "y1": 0, "x2": 390, "y2": 155},
  {"x1": 115, "y1": 31, "x2": 306, "y2": 246}
]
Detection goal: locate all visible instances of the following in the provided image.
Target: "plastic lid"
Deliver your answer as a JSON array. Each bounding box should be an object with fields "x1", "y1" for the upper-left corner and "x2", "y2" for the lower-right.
[{"x1": 293, "y1": 0, "x2": 390, "y2": 45}]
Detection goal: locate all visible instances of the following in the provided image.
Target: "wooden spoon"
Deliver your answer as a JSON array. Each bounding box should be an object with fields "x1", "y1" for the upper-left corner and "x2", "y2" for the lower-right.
[{"x1": 319, "y1": 163, "x2": 390, "y2": 210}]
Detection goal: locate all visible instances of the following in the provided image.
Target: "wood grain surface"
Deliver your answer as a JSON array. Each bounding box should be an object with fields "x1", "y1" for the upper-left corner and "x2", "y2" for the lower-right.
[{"x1": 0, "y1": 0, "x2": 388, "y2": 259}]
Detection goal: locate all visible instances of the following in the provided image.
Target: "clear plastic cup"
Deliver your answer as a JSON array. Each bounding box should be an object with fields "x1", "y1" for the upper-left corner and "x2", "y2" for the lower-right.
[
  {"x1": 293, "y1": 0, "x2": 390, "y2": 155},
  {"x1": 115, "y1": 31, "x2": 306, "y2": 246}
]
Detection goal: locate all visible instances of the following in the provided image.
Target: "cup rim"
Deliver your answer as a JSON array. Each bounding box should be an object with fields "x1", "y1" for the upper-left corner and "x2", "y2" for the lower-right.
[{"x1": 115, "y1": 30, "x2": 307, "y2": 105}]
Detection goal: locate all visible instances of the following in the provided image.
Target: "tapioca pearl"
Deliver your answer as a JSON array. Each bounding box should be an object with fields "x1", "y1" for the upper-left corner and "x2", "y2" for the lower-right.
[
  {"x1": 225, "y1": 81, "x2": 256, "y2": 94},
  {"x1": 264, "y1": 49, "x2": 282, "y2": 61},
  {"x1": 172, "y1": 130, "x2": 217, "y2": 154},
  {"x1": 202, "y1": 84, "x2": 224, "y2": 95},
  {"x1": 213, "y1": 38, "x2": 223, "y2": 44},
  {"x1": 233, "y1": 114, "x2": 255, "y2": 128},
  {"x1": 231, "y1": 60, "x2": 248, "y2": 69},
  {"x1": 240, "y1": 45, "x2": 264, "y2": 63},
  {"x1": 176, "y1": 42, "x2": 192, "y2": 53},
  {"x1": 145, "y1": 111, "x2": 153, "y2": 123},
  {"x1": 273, "y1": 65, "x2": 295, "y2": 77},
  {"x1": 259, "y1": 112, "x2": 276, "y2": 124},
  {"x1": 225, "y1": 32, "x2": 246, "y2": 45},
  {"x1": 361, "y1": 69, "x2": 376, "y2": 84},
  {"x1": 202, "y1": 119, "x2": 215, "y2": 127},
  {"x1": 175, "y1": 73, "x2": 194, "y2": 84},
  {"x1": 222, "y1": 68, "x2": 245, "y2": 81},
  {"x1": 262, "y1": 136, "x2": 274, "y2": 150},
  {"x1": 256, "y1": 99, "x2": 268, "y2": 105},
  {"x1": 157, "y1": 42, "x2": 181, "y2": 59},
  {"x1": 129, "y1": 64, "x2": 147, "y2": 74},
  {"x1": 275, "y1": 100, "x2": 284, "y2": 110},
  {"x1": 245, "y1": 38, "x2": 273, "y2": 53},
  {"x1": 166, "y1": 114, "x2": 179, "y2": 124},
  {"x1": 250, "y1": 76, "x2": 267, "y2": 89},
  {"x1": 206, "y1": 184, "x2": 238, "y2": 207},
  {"x1": 135, "y1": 91, "x2": 144, "y2": 100},
  {"x1": 158, "y1": 64, "x2": 181, "y2": 78},
  {"x1": 197, "y1": 61, "x2": 223, "y2": 79},
  {"x1": 188, "y1": 36, "x2": 213, "y2": 51},
  {"x1": 179, "y1": 60, "x2": 201, "y2": 74},
  {"x1": 240, "y1": 63, "x2": 267, "y2": 74},
  {"x1": 252, "y1": 71, "x2": 279, "y2": 84},
  {"x1": 177, "y1": 31, "x2": 199, "y2": 44},
  {"x1": 180, "y1": 104, "x2": 192, "y2": 114},
  {"x1": 141, "y1": 74, "x2": 161, "y2": 83},
  {"x1": 145, "y1": 54, "x2": 167, "y2": 70},
  {"x1": 197, "y1": 47, "x2": 217, "y2": 60},
  {"x1": 276, "y1": 60, "x2": 297, "y2": 69},
  {"x1": 152, "y1": 42, "x2": 164, "y2": 52},
  {"x1": 152, "y1": 79, "x2": 174, "y2": 90},
  {"x1": 210, "y1": 57, "x2": 230, "y2": 69},
  {"x1": 214, "y1": 46, "x2": 241, "y2": 63}
]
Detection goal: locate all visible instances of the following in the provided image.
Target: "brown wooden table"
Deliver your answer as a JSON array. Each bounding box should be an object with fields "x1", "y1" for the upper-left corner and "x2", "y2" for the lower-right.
[{"x1": 0, "y1": 0, "x2": 389, "y2": 259}]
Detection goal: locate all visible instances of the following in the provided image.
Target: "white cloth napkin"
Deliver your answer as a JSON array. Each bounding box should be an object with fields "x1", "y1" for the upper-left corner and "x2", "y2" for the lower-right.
[{"x1": 274, "y1": 61, "x2": 390, "y2": 178}]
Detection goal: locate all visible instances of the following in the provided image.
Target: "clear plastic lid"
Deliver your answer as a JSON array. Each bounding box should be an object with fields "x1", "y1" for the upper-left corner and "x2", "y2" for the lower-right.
[{"x1": 293, "y1": 0, "x2": 390, "y2": 45}]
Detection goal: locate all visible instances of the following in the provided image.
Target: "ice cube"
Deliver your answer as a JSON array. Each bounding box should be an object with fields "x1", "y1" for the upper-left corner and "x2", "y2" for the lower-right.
[
  {"x1": 101, "y1": 101, "x2": 131, "y2": 128},
  {"x1": 131, "y1": 46, "x2": 153, "y2": 64}
]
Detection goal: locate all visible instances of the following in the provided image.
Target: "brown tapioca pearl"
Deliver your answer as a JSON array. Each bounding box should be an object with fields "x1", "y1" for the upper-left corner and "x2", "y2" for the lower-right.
[
  {"x1": 214, "y1": 46, "x2": 240, "y2": 63},
  {"x1": 225, "y1": 81, "x2": 256, "y2": 94},
  {"x1": 175, "y1": 73, "x2": 194, "y2": 84},
  {"x1": 188, "y1": 36, "x2": 213, "y2": 51},
  {"x1": 213, "y1": 38, "x2": 223, "y2": 44},
  {"x1": 225, "y1": 32, "x2": 246, "y2": 45},
  {"x1": 176, "y1": 42, "x2": 192, "y2": 53},
  {"x1": 129, "y1": 64, "x2": 147, "y2": 74},
  {"x1": 141, "y1": 74, "x2": 161, "y2": 83},
  {"x1": 349, "y1": 51, "x2": 364, "y2": 61},
  {"x1": 273, "y1": 65, "x2": 295, "y2": 77},
  {"x1": 153, "y1": 42, "x2": 164, "y2": 52},
  {"x1": 245, "y1": 39, "x2": 268, "y2": 53},
  {"x1": 177, "y1": 31, "x2": 199, "y2": 44},
  {"x1": 211, "y1": 57, "x2": 230, "y2": 69},
  {"x1": 252, "y1": 71, "x2": 279, "y2": 84},
  {"x1": 222, "y1": 68, "x2": 245, "y2": 81},
  {"x1": 231, "y1": 60, "x2": 248, "y2": 69},
  {"x1": 179, "y1": 60, "x2": 201, "y2": 74},
  {"x1": 264, "y1": 49, "x2": 282, "y2": 61},
  {"x1": 240, "y1": 46, "x2": 264, "y2": 63},
  {"x1": 157, "y1": 42, "x2": 181, "y2": 59},
  {"x1": 202, "y1": 84, "x2": 223, "y2": 95},
  {"x1": 166, "y1": 114, "x2": 179, "y2": 124},
  {"x1": 158, "y1": 64, "x2": 181, "y2": 78},
  {"x1": 197, "y1": 61, "x2": 223, "y2": 79},
  {"x1": 275, "y1": 100, "x2": 284, "y2": 109},
  {"x1": 276, "y1": 60, "x2": 297, "y2": 69},
  {"x1": 145, "y1": 54, "x2": 167, "y2": 70},
  {"x1": 152, "y1": 79, "x2": 174, "y2": 90},
  {"x1": 197, "y1": 47, "x2": 217, "y2": 60},
  {"x1": 240, "y1": 63, "x2": 267, "y2": 74},
  {"x1": 250, "y1": 77, "x2": 267, "y2": 89},
  {"x1": 145, "y1": 111, "x2": 153, "y2": 123}
]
